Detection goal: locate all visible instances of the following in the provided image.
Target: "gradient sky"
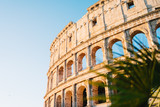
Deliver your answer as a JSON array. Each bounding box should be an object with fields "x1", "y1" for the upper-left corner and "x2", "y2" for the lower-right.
[{"x1": 0, "y1": 0, "x2": 99, "y2": 107}]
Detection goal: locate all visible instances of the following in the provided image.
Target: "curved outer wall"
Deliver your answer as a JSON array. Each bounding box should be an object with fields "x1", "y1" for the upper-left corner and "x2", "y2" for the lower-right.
[{"x1": 44, "y1": 0, "x2": 160, "y2": 107}]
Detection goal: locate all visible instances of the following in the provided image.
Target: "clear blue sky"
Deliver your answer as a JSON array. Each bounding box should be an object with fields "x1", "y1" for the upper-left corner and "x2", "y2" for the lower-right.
[{"x1": 0, "y1": 0, "x2": 98, "y2": 107}]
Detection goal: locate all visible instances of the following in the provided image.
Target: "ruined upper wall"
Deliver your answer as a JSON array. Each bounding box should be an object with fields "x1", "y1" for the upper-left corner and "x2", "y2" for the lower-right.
[{"x1": 49, "y1": 0, "x2": 160, "y2": 67}]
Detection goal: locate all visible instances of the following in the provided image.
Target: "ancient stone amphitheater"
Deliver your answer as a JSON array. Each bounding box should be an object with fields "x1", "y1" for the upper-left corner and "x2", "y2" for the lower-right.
[{"x1": 44, "y1": 0, "x2": 160, "y2": 107}]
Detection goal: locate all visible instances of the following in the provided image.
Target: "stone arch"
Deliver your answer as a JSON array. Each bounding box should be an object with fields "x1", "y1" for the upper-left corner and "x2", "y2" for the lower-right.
[
  {"x1": 108, "y1": 38, "x2": 124, "y2": 58},
  {"x1": 58, "y1": 66, "x2": 64, "y2": 82},
  {"x1": 155, "y1": 23, "x2": 160, "y2": 45},
  {"x1": 65, "y1": 91, "x2": 72, "y2": 107},
  {"x1": 130, "y1": 30, "x2": 149, "y2": 50},
  {"x1": 91, "y1": 46, "x2": 103, "y2": 66},
  {"x1": 67, "y1": 60, "x2": 73, "y2": 77},
  {"x1": 155, "y1": 20, "x2": 160, "y2": 31},
  {"x1": 77, "y1": 86, "x2": 87, "y2": 107},
  {"x1": 56, "y1": 95, "x2": 61, "y2": 107},
  {"x1": 129, "y1": 27, "x2": 149, "y2": 40},
  {"x1": 92, "y1": 80, "x2": 106, "y2": 105},
  {"x1": 78, "y1": 53, "x2": 87, "y2": 72}
]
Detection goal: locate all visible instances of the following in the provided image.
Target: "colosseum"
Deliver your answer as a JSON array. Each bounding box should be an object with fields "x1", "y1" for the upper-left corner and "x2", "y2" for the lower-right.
[{"x1": 44, "y1": 0, "x2": 160, "y2": 107}]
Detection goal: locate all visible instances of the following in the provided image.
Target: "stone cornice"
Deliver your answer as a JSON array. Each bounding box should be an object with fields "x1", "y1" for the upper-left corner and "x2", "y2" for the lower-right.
[{"x1": 50, "y1": 21, "x2": 75, "y2": 51}]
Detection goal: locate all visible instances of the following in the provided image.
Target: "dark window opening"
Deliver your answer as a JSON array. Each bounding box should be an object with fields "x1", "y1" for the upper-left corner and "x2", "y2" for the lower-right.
[
  {"x1": 91, "y1": 7, "x2": 94, "y2": 10},
  {"x1": 83, "y1": 89, "x2": 87, "y2": 106},
  {"x1": 92, "y1": 18, "x2": 97, "y2": 27},
  {"x1": 98, "y1": 86, "x2": 106, "y2": 104},
  {"x1": 69, "y1": 36, "x2": 72, "y2": 42},
  {"x1": 155, "y1": 7, "x2": 160, "y2": 10},
  {"x1": 127, "y1": 1, "x2": 135, "y2": 9},
  {"x1": 96, "y1": 4, "x2": 99, "y2": 7},
  {"x1": 101, "y1": 1, "x2": 104, "y2": 4}
]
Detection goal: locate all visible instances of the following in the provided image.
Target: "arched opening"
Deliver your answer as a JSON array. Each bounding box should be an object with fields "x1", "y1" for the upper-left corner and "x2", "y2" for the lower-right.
[
  {"x1": 59, "y1": 67, "x2": 64, "y2": 82},
  {"x1": 109, "y1": 39, "x2": 124, "y2": 59},
  {"x1": 112, "y1": 41, "x2": 124, "y2": 58},
  {"x1": 67, "y1": 60, "x2": 73, "y2": 77},
  {"x1": 82, "y1": 56, "x2": 87, "y2": 70},
  {"x1": 131, "y1": 31, "x2": 149, "y2": 51},
  {"x1": 156, "y1": 26, "x2": 160, "y2": 45},
  {"x1": 78, "y1": 53, "x2": 87, "y2": 72},
  {"x1": 92, "y1": 46, "x2": 103, "y2": 66},
  {"x1": 65, "y1": 91, "x2": 72, "y2": 107},
  {"x1": 77, "y1": 86, "x2": 87, "y2": 107},
  {"x1": 56, "y1": 95, "x2": 61, "y2": 107},
  {"x1": 92, "y1": 81, "x2": 106, "y2": 105},
  {"x1": 98, "y1": 85, "x2": 106, "y2": 103},
  {"x1": 83, "y1": 89, "x2": 87, "y2": 107}
]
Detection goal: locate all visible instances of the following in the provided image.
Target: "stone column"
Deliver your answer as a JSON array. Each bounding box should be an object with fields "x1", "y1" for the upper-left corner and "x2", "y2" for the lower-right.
[
  {"x1": 56, "y1": 66, "x2": 59, "y2": 86},
  {"x1": 49, "y1": 76, "x2": 51, "y2": 91},
  {"x1": 124, "y1": 30, "x2": 132, "y2": 57},
  {"x1": 74, "y1": 53, "x2": 77, "y2": 76},
  {"x1": 48, "y1": 97, "x2": 50, "y2": 107},
  {"x1": 66, "y1": 31, "x2": 68, "y2": 53},
  {"x1": 50, "y1": 72, "x2": 53, "y2": 90},
  {"x1": 119, "y1": 0, "x2": 127, "y2": 22},
  {"x1": 122, "y1": 31, "x2": 130, "y2": 56},
  {"x1": 147, "y1": 21, "x2": 158, "y2": 48},
  {"x1": 75, "y1": 23, "x2": 78, "y2": 46},
  {"x1": 149, "y1": 20, "x2": 160, "y2": 49},
  {"x1": 87, "y1": 13, "x2": 91, "y2": 39},
  {"x1": 144, "y1": 22, "x2": 155, "y2": 48},
  {"x1": 104, "y1": 37, "x2": 113, "y2": 64},
  {"x1": 101, "y1": 3, "x2": 107, "y2": 31},
  {"x1": 64, "y1": 60, "x2": 67, "y2": 81},
  {"x1": 105, "y1": 77, "x2": 112, "y2": 107},
  {"x1": 54, "y1": 93, "x2": 56, "y2": 107},
  {"x1": 104, "y1": 38, "x2": 109, "y2": 63},
  {"x1": 47, "y1": 77, "x2": 49, "y2": 92},
  {"x1": 150, "y1": 20, "x2": 159, "y2": 38},
  {"x1": 72, "y1": 84, "x2": 77, "y2": 107},
  {"x1": 62, "y1": 89, "x2": 65, "y2": 107},
  {"x1": 87, "y1": 45, "x2": 91, "y2": 68},
  {"x1": 58, "y1": 38, "x2": 60, "y2": 59},
  {"x1": 50, "y1": 97, "x2": 54, "y2": 107},
  {"x1": 45, "y1": 99, "x2": 48, "y2": 107},
  {"x1": 86, "y1": 79, "x2": 93, "y2": 107}
]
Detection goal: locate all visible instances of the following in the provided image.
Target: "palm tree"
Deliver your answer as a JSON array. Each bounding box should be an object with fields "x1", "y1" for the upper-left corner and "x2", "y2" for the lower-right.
[{"x1": 92, "y1": 40, "x2": 160, "y2": 107}]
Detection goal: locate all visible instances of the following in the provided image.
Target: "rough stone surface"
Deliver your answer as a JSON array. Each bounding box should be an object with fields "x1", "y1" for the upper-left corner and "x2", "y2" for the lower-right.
[{"x1": 44, "y1": 0, "x2": 160, "y2": 107}]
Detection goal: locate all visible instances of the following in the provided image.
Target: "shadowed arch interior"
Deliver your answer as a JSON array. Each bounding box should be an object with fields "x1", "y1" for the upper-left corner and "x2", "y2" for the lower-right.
[
  {"x1": 56, "y1": 95, "x2": 61, "y2": 107},
  {"x1": 65, "y1": 91, "x2": 72, "y2": 107},
  {"x1": 92, "y1": 46, "x2": 103, "y2": 66},
  {"x1": 78, "y1": 53, "x2": 87, "y2": 72},
  {"x1": 67, "y1": 60, "x2": 73, "y2": 77},
  {"x1": 92, "y1": 81, "x2": 106, "y2": 105},
  {"x1": 77, "y1": 86, "x2": 87, "y2": 107},
  {"x1": 59, "y1": 67, "x2": 64, "y2": 82}
]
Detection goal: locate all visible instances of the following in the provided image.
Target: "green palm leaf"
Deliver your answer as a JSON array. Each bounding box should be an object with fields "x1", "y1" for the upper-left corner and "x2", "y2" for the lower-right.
[{"x1": 92, "y1": 39, "x2": 160, "y2": 107}]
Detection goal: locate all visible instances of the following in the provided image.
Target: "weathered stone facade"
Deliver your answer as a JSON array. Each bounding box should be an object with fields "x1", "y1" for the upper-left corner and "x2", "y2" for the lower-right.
[{"x1": 44, "y1": 0, "x2": 160, "y2": 107}]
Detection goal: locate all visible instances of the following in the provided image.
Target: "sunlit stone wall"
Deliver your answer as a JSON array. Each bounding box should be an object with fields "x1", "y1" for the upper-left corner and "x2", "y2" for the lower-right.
[{"x1": 44, "y1": 0, "x2": 160, "y2": 107}]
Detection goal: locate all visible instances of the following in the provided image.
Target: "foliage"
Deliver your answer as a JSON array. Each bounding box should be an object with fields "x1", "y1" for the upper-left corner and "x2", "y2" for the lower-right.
[{"x1": 92, "y1": 40, "x2": 160, "y2": 107}]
